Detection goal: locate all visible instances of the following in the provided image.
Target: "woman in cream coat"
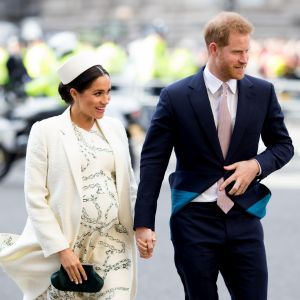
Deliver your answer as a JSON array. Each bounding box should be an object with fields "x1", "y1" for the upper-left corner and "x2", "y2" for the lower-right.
[{"x1": 0, "y1": 52, "x2": 137, "y2": 300}]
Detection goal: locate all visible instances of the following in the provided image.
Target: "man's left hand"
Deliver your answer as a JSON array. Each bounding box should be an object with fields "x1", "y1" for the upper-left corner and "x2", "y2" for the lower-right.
[{"x1": 220, "y1": 159, "x2": 260, "y2": 196}]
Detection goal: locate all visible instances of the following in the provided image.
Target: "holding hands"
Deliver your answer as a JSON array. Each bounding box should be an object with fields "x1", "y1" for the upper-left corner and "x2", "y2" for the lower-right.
[{"x1": 135, "y1": 227, "x2": 156, "y2": 259}]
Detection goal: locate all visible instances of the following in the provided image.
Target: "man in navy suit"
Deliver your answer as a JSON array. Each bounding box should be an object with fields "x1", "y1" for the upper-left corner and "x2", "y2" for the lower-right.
[{"x1": 134, "y1": 11, "x2": 294, "y2": 299}]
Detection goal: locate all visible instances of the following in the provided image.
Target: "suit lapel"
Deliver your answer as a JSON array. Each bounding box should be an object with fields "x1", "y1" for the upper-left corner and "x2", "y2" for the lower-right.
[
  {"x1": 188, "y1": 70, "x2": 223, "y2": 160},
  {"x1": 227, "y1": 77, "x2": 254, "y2": 161},
  {"x1": 187, "y1": 71, "x2": 255, "y2": 162},
  {"x1": 59, "y1": 107, "x2": 84, "y2": 200}
]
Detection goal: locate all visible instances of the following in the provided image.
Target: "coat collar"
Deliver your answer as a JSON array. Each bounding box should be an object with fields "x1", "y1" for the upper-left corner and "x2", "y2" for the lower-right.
[
  {"x1": 58, "y1": 107, "x2": 127, "y2": 203},
  {"x1": 187, "y1": 68, "x2": 254, "y2": 162}
]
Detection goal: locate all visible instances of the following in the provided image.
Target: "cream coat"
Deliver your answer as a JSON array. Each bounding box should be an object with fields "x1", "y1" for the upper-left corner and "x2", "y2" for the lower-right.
[{"x1": 0, "y1": 107, "x2": 137, "y2": 300}]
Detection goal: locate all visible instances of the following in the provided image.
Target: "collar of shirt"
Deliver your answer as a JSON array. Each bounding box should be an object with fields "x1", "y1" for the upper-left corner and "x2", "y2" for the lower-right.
[{"x1": 203, "y1": 66, "x2": 237, "y2": 95}]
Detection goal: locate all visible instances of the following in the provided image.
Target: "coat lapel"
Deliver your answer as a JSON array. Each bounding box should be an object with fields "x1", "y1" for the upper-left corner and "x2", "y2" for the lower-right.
[
  {"x1": 59, "y1": 107, "x2": 84, "y2": 200},
  {"x1": 96, "y1": 118, "x2": 127, "y2": 205},
  {"x1": 188, "y1": 71, "x2": 255, "y2": 162},
  {"x1": 188, "y1": 70, "x2": 223, "y2": 160},
  {"x1": 97, "y1": 117, "x2": 134, "y2": 232},
  {"x1": 226, "y1": 77, "x2": 254, "y2": 161}
]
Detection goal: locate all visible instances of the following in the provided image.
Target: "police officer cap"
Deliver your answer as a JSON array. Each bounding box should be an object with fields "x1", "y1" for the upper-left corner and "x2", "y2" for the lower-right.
[{"x1": 57, "y1": 51, "x2": 101, "y2": 85}]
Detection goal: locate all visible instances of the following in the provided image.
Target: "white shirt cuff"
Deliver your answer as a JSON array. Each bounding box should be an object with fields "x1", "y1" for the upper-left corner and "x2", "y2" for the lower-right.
[{"x1": 254, "y1": 159, "x2": 262, "y2": 176}]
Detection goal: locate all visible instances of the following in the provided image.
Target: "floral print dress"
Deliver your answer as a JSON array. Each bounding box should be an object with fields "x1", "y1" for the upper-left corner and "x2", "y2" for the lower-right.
[{"x1": 35, "y1": 122, "x2": 132, "y2": 300}]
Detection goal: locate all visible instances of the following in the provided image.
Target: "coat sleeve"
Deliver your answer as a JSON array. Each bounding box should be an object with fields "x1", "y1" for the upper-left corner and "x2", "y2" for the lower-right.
[
  {"x1": 24, "y1": 122, "x2": 69, "y2": 258},
  {"x1": 255, "y1": 83, "x2": 294, "y2": 179},
  {"x1": 134, "y1": 88, "x2": 175, "y2": 230}
]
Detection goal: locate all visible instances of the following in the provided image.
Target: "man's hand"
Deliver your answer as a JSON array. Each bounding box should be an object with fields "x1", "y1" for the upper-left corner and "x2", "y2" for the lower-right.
[
  {"x1": 58, "y1": 248, "x2": 87, "y2": 284},
  {"x1": 220, "y1": 159, "x2": 260, "y2": 196},
  {"x1": 135, "y1": 227, "x2": 156, "y2": 259}
]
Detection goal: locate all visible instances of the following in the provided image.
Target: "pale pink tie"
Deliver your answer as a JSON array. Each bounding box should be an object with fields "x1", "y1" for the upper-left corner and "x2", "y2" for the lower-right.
[{"x1": 217, "y1": 83, "x2": 234, "y2": 213}]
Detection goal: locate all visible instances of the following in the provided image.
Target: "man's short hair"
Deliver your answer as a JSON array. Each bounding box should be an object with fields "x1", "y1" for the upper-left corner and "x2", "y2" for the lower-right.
[{"x1": 204, "y1": 11, "x2": 254, "y2": 48}]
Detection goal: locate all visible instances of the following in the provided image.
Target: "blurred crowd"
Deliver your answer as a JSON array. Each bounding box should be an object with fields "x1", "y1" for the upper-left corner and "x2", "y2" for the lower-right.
[
  {"x1": 1, "y1": 19, "x2": 300, "y2": 102},
  {"x1": 247, "y1": 39, "x2": 300, "y2": 80}
]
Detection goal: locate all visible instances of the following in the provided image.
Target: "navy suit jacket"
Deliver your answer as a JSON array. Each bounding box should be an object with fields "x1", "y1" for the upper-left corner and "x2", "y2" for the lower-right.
[{"x1": 134, "y1": 69, "x2": 294, "y2": 230}]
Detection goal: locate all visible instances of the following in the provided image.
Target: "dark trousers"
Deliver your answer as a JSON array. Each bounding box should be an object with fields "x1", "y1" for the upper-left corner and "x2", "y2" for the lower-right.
[{"x1": 170, "y1": 202, "x2": 268, "y2": 300}]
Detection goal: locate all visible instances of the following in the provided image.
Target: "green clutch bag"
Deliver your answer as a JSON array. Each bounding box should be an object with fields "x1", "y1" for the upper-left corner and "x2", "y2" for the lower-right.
[{"x1": 51, "y1": 264, "x2": 104, "y2": 293}]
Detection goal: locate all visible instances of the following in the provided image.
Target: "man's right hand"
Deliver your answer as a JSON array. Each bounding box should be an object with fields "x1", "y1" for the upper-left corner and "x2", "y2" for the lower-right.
[{"x1": 135, "y1": 227, "x2": 156, "y2": 259}]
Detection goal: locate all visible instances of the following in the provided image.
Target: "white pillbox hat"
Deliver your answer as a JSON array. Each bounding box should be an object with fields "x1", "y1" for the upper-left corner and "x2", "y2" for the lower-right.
[{"x1": 57, "y1": 51, "x2": 101, "y2": 85}]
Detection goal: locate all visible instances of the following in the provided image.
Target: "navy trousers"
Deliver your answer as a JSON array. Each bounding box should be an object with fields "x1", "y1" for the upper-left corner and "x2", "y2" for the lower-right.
[{"x1": 170, "y1": 202, "x2": 268, "y2": 300}]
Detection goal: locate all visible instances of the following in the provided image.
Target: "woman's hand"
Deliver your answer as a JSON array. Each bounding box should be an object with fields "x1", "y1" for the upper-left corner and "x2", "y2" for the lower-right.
[
  {"x1": 58, "y1": 248, "x2": 87, "y2": 284},
  {"x1": 135, "y1": 227, "x2": 156, "y2": 259}
]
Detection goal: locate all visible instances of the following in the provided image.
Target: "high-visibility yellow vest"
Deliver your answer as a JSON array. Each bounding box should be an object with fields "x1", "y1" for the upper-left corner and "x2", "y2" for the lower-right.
[
  {"x1": 0, "y1": 47, "x2": 9, "y2": 85},
  {"x1": 23, "y1": 41, "x2": 56, "y2": 79},
  {"x1": 97, "y1": 42, "x2": 127, "y2": 75}
]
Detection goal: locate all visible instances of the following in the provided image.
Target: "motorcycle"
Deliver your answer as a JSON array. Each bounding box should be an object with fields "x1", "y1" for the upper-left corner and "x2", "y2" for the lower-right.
[
  {"x1": 0, "y1": 95, "x2": 66, "y2": 181},
  {"x1": 0, "y1": 116, "x2": 26, "y2": 180},
  {"x1": 0, "y1": 88, "x2": 143, "y2": 182}
]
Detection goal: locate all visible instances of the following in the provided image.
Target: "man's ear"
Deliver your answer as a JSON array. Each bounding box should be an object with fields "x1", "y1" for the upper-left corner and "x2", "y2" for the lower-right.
[{"x1": 208, "y1": 42, "x2": 218, "y2": 56}]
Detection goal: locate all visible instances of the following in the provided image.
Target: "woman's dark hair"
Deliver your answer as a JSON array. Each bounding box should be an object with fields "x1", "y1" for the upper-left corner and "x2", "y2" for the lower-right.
[{"x1": 58, "y1": 65, "x2": 110, "y2": 104}]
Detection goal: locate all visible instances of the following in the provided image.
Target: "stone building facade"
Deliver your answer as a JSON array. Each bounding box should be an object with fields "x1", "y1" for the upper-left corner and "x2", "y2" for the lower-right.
[{"x1": 1, "y1": 0, "x2": 300, "y2": 45}]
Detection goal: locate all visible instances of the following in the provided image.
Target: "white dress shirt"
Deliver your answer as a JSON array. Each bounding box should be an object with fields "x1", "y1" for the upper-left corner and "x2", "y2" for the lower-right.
[{"x1": 192, "y1": 66, "x2": 238, "y2": 203}]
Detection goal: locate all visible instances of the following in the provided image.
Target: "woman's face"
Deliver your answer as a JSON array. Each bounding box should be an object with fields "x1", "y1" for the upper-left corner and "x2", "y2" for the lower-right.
[{"x1": 71, "y1": 75, "x2": 111, "y2": 121}]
